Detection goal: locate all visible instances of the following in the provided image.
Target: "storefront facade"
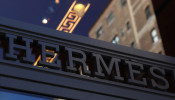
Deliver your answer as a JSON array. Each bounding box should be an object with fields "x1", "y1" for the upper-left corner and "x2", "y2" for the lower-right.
[{"x1": 0, "y1": 17, "x2": 175, "y2": 100}]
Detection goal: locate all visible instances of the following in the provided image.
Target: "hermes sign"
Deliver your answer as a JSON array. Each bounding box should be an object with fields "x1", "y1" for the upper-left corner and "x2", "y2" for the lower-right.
[{"x1": 0, "y1": 32, "x2": 175, "y2": 94}]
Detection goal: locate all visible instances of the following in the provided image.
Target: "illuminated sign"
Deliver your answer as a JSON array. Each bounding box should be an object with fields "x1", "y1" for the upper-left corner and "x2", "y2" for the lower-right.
[
  {"x1": 56, "y1": 0, "x2": 90, "y2": 33},
  {"x1": 0, "y1": 32, "x2": 175, "y2": 93}
]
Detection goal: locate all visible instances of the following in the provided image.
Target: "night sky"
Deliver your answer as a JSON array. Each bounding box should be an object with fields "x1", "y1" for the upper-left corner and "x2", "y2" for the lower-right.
[
  {"x1": 0, "y1": 0, "x2": 111, "y2": 99},
  {"x1": 0, "y1": 0, "x2": 111, "y2": 36}
]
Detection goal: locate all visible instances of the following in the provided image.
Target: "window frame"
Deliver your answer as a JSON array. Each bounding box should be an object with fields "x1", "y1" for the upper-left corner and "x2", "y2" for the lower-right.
[
  {"x1": 96, "y1": 26, "x2": 103, "y2": 38},
  {"x1": 107, "y1": 11, "x2": 114, "y2": 26},
  {"x1": 112, "y1": 35, "x2": 120, "y2": 44},
  {"x1": 145, "y1": 5, "x2": 151, "y2": 20}
]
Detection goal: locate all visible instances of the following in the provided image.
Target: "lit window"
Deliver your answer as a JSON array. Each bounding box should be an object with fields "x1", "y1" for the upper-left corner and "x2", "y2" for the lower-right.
[
  {"x1": 112, "y1": 35, "x2": 119, "y2": 44},
  {"x1": 107, "y1": 12, "x2": 114, "y2": 25},
  {"x1": 121, "y1": 0, "x2": 127, "y2": 7},
  {"x1": 151, "y1": 29, "x2": 159, "y2": 43},
  {"x1": 126, "y1": 21, "x2": 131, "y2": 31},
  {"x1": 97, "y1": 26, "x2": 103, "y2": 38},
  {"x1": 145, "y1": 6, "x2": 151, "y2": 20}
]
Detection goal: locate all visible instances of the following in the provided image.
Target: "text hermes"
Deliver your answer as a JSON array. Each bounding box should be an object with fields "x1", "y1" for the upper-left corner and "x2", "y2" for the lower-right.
[{"x1": 0, "y1": 33, "x2": 175, "y2": 92}]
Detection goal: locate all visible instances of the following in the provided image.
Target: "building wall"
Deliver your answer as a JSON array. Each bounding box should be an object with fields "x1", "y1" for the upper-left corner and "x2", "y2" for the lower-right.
[{"x1": 89, "y1": 0, "x2": 164, "y2": 54}]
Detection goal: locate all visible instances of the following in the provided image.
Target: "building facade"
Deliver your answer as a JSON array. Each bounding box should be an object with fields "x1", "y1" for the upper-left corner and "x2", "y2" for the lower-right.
[
  {"x1": 1, "y1": 1, "x2": 175, "y2": 100},
  {"x1": 89, "y1": 0, "x2": 164, "y2": 54},
  {"x1": 0, "y1": 16, "x2": 175, "y2": 100}
]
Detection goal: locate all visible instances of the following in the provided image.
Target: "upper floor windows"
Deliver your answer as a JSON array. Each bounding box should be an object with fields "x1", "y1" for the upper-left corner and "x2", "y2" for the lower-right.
[
  {"x1": 126, "y1": 21, "x2": 131, "y2": 31},
  {"x1": 107, "y1": 12, "x2": 114, "y2": 26},
  {"x1": 158, "y1": 51, "x2": 162, "y2": 55},
  {"x1": 145, "y1": 6, "x2": 151, "y2": 20},
  {"x1": 121, "y1": 0, "x2": 127, "y2": 7},
  {"x1": 97, "y1": 26, "x2": 103, "y2": 38},
  {"x1": 121, "y1": 29, "x2": 125, "y2": 37},
  {"x1": 130, "y1": 41, "x2": 135, "y2": 48},
  {"x1": 112, "y1": 35, "x2": 119, "y2": 44},
  {"x1": 151, "y1": 28, "x2": 159, "y2": 43}
]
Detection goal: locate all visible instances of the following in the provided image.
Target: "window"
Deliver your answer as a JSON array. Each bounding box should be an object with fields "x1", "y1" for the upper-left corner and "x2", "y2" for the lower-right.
[
  {"x1": 130, "y1": 41, "x2": 135, "y2": 48},
  {"x1": 107, "y1": 12, "x2": 114, "y2": 25},
  {"x1": 121, "y1": 29, "x2": 124, "y2": 36},
  {"x1": 97, "y1": 26, "x2": 103, "y2": 38},
  {"x1": 121, "y1": 0, "x2": 127, "y2": 7},
  {"x1": 145, "y1": 6, "x2": 151, "y2": 20},
  {"x1": 112, "y1": 35, "x2": 119, "y2": 44},
  {"x1": 158, "y1": 51, "x2": 162, "y2": 54},
  {"x1": 126, "y1": 21, "x2": 131, "y2": 31},
  {"x1": 151, "y1": 28, "x2": 159, "y2": 43}
]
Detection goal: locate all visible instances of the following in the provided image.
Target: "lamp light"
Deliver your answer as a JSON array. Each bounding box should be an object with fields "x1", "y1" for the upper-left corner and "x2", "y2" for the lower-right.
[
  {"x1": 42, "y1": 18, "x2": 48, "y2": 24},
  {"x1": 73, "y1": 3, "x2": 85, "y2": 17}
]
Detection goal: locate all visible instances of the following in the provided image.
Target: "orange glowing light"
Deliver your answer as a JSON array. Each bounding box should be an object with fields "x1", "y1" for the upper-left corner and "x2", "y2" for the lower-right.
[
  {"x1": 55, "y1": 0, "x2": 60, "y2": 4},
  {"x1": 33, "y1": 54, "x2": 41, "y2": 66},
  {"x1": 59, "y1": 12, "x2": 78, "y2": 31},
  {"x1": 56, "y1": 1, "x2": 90, "y2": 33},
  {"x1": 56, "y1": 1, "x2": 77, "y2": 31},
  {"x1": 33, "y1": 50, "x2": 58, "y2": 67},
  {"x1": 69, "y1": 17, "x2": 81, "y2": 33},
  {"x1": 74, "y1": 4, "x2": 85, "y2": 17},
  {"x1": 70, "y1": 3, "x2": 90, "y2": 33}
]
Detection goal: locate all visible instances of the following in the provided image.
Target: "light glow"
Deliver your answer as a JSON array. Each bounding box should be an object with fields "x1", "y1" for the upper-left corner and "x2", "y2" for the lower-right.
[
  {"x1": 56, "y1": 1, "x2": 90, "y2": 33},
  {"x1": 74, "y1": 4, "x2": 85, "y2": 17},
  {"x1": 56, "y1": 1, "x2": 77, "y2": 31},
  {"x1": 33, "y1": 50, "x2": 58, "y2": 67},
  {"x1": 42, "y1": 18, "x2": 48, "y2": 24},
  {"x1": 55, "y1": 0, "x2": 59, "y2": 4},
  {"x1": 69, "y1": 3, "x2": 90, "y2": 33}
]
